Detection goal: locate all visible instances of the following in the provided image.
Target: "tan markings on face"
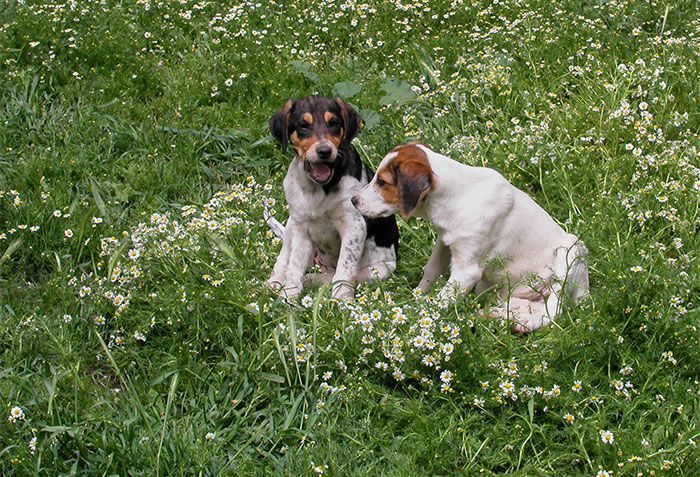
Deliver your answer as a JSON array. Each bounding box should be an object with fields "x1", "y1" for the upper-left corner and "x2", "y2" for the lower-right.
[
  {"x1": 302, "y1": 112, "x2": 313, "y2": 125},
  {"x1": 377, "y1": 167, "x2": 394, "y2": 187},
  {"x1": 323, "y1": 111, "x2": 343, "y2": 147},
  {"x1": 375, "y1": 163, "x2": 400, "y2": 208},
  {"x1": 325, "y1": 132, "x2": 342, "y2": 147},
  {"x1": 289, "y1": 130, "x2": 318, "y2": 159}
]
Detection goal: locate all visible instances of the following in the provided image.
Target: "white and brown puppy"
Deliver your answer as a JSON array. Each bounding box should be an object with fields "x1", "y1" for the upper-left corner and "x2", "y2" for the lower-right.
[
  {"x1": 352, "y1": 142, "x2": 588, "y2": 332},
  {"x1": 265, "y1": 95, "x2": 399, "y2": 300}
]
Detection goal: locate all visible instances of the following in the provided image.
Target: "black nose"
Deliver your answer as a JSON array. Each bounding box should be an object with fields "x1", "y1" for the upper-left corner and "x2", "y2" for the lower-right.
[
  {"x1": 317, "y1": 146, "x2": 332, "y2": 160},
  {"x1": 351, "y1": 196, "x2": 359, "y2": 207}
]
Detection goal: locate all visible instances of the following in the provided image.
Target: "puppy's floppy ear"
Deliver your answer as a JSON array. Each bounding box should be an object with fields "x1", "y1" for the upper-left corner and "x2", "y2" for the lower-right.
[
  {"x1": 269, "y1": 99, "x2": 294, "y2": 153},
  {"x1": 395, "y1": 160, "x2": 432, "y2": 219},
  {"x1": 333, "y1": 96, "x2": 362, "y2": 143}
]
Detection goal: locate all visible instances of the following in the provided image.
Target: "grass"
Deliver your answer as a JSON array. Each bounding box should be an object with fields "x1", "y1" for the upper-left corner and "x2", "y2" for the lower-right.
[{"x1": 1, "y1": 0, "x2": 699, "y2": 475}]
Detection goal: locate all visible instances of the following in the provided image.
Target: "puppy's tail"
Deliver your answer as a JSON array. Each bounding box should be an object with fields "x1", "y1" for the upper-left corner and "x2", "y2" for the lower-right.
[
  {"x1": 545, "y1": 235, "x2": 589, "y2": 318},
  {"x1": 264, "y1": 210, "x2": 285, "y2": 238},
  {"x1": 561, "y1": 236, "x2": 589, "y2": 303}
]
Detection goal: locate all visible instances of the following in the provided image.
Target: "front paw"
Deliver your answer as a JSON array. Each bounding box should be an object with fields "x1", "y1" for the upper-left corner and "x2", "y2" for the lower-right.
[
  {"x1": 265, "y1": 276, "x2": 284, "y2": 291},
  {"x1": 265, "y1": 277, "x2": 304, "y2": 299},
  {"x1": 265, "y1": 279, "x2": 283, "y2": 291},
  {"x1": 417, "y1": 278, "x2": 433, "y2": 292},
  {"x1": 278, "y1": 281, "x2": 303, "y2": 299},
  {"x1": 331, "y1": 281, "x2": 354, "y2": 300}
]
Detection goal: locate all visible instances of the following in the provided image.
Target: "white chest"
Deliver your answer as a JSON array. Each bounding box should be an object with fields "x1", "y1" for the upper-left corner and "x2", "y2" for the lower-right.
[{"x1": 283, "y1": 164, "x2": 365, "y2": 258}]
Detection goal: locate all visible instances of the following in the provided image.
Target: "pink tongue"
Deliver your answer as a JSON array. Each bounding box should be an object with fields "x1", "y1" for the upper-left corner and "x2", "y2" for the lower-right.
[{"x1": 309, "y1": 163, "x2": 332, "y2": 183}]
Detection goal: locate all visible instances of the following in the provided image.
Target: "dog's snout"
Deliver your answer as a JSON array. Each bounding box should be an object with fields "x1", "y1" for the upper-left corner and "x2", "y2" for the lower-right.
[
  {"x1": 317, "y1": 145, "x2": 333, "y2": 160},
  {"x1": 351, "y1": 195, "x2": 359, "y2": 207}
]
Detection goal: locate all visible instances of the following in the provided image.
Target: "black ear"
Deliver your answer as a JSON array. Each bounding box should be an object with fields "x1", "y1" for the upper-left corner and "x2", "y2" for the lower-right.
[
  {"x1": 396, "y1": 161, "x2": 432, "y2": 219},
  {"x1": 269, "y1": 99, "x2": 294, "y2": 153},
  {"x1": 334, "y1": 96, "x2": 362, "y2": 143}
]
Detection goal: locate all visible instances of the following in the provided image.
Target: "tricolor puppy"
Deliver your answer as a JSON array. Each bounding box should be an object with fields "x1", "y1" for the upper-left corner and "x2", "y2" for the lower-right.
[
  {"x1": 265, "y1": 95, "x2": 399, "y2": 299},
  {"x1": 352, "y1": 142, "x2": 589, "y2": 332}
]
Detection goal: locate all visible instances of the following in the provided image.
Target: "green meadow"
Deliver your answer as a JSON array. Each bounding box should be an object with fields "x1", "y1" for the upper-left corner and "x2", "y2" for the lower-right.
[{"x1": 1, "y1": 0, "x2": 699, "y2": 474}]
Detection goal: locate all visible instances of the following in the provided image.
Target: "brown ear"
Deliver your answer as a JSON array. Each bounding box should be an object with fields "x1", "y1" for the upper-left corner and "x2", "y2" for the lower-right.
[
  {"x1": 396, "y1": 160, "x2": 432, "y2": 218},
  {"x1": 269, "y1": 99, "x2": 294, "y2": 153}
]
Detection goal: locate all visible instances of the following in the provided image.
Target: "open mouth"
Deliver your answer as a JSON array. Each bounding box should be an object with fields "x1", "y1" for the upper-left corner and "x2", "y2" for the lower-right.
[{"x1": 304, "y1": 160, "x2": 334, "y2": 184}]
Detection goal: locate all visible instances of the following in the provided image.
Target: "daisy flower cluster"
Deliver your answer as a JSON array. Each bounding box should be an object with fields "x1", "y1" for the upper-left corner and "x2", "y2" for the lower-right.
[
  {"x1": 8, "y1": 406, "x2": 25, "y2": 423},
  {"x1": 326, "y1": 287, "x2": 476, "y2": 395},
  {"x1": 469, "y1": 355, "x2": 578, "y2": 410},
  {"x1": 0, "y1": 189, "x2": 43, "y2": 242},
  {"x1": 609, "y1": 364, "x2": 637, "y2": 400},
  {"x1": 69, "y1": 176, "x2": 279, "y2": 340},
  {"x1": 255, "y1": 285, "x2": 478, "y2": 404},
  {"x1": 275, "y1": 321, "x2": 316, "y2": 366},
  {"x1": 603, "y1": 52, "x2": 698, "y2": 328},
  {"x1": 4, "y1": 404, "x2": 41, "y2": 460}
]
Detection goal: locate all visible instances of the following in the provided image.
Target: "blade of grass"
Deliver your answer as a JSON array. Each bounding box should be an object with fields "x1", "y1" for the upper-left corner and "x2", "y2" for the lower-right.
[
  {"x1": 89, "y1": 177, "x2": 108, "y2": 219},
  {"x1": 94, "y1": 328, "x2": 129, "y2": 394},
  {"x1": 156, "y1": 372, "x2": 179, "y2": 477},
  {"x1": 107, "y1": 239, "x2": 129, "y2": 282},
  {"x1": 206, "y1": 232, "x2": 236, "y2": 261},
  {"x1": 0, "y1": 237, "x2": 22, "y2": 265}
]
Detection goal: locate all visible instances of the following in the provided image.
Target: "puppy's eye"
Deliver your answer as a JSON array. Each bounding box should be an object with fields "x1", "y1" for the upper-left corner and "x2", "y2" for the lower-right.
[
  {"x1": 328, "y1": 118, "x2": 341, "y2": 128},
  {"x1": 376, "y1": 178, "x2": 386, "y2": 187},
  {"x1": 297, "y1": 122, "x2": 311, "y2": 133}
]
